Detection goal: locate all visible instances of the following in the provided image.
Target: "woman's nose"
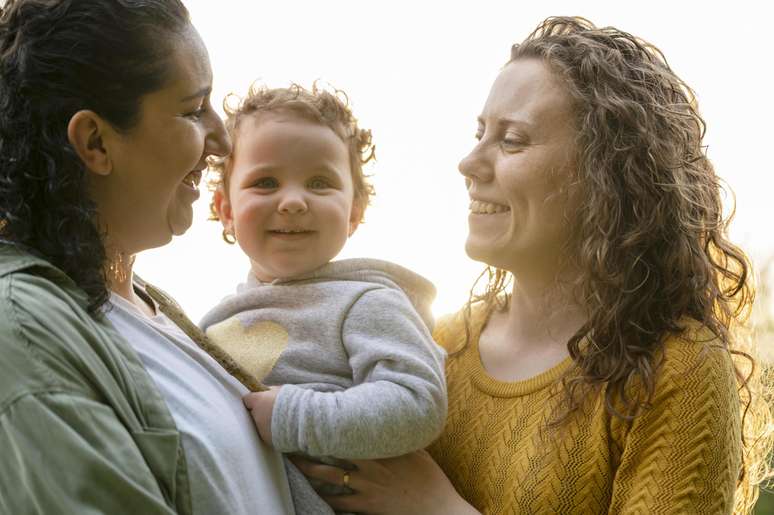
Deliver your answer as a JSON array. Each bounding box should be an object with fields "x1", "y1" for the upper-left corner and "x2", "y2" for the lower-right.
[
  {"x1": 458, "y1": 143, "x2": 492, "y2": 183},
  {"x1": 205, "y1": 108, "x2": 232, "y2": 158}
]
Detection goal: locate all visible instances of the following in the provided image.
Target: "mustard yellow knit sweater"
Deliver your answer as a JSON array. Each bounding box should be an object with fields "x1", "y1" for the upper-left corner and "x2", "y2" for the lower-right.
[{"x1": 427, "y1": 306, "x2": 742, "y2": 514}]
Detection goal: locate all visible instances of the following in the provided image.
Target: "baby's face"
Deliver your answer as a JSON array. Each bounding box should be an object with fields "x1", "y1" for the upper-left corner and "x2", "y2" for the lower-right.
[{"x1": 218, "y1": 112, "x2": 360, "y2": 281}]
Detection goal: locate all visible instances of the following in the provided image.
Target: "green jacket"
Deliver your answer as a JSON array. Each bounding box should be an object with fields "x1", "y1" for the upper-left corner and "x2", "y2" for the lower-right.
[{"x1": 0, "y1": 243, "x2": 191, "y2": 514}]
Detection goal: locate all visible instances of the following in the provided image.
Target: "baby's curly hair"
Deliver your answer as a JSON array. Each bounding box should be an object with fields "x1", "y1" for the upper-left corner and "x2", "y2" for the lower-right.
[
  {"x1": 208, "y1": 82, "x2": 375, "y2": 222},
  {"x1": 466, "y1": 16, "x2": 772, "y2": 512}
]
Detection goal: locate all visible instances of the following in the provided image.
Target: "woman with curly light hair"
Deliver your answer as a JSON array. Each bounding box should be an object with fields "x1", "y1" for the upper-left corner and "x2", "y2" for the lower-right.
[{"x1": 294, "y1": 16, "x2": 773, "y2": 514}]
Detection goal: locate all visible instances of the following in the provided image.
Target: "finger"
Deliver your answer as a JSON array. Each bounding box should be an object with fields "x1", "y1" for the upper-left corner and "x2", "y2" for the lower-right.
[
  {"x1": 322, "y1": 493, "x2": 371, "y2": 514},
  {"x1": 290, "y1": 457, "x2": 349, "y2": 486},
  {"x1": 347, "y1": 458, "x2": 383, "y2": 474},
  {"x1": 288, "y1": 455, "x2": 315, "y2": 469}
]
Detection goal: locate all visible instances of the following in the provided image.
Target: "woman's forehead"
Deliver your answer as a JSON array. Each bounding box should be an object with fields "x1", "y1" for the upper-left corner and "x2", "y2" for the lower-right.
[
  {"x1": 155, "y1": 26, "x2": 212, "y2": 102},
  {"x1": 481, "y1": 59, "x2": 573, "y2": 129}
]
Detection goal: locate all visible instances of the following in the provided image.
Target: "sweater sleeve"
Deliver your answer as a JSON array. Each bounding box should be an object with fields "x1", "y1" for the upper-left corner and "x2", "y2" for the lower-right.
[
  {"x1": 271, "y1": 286, "x2": 447, "y2": 459},
  {"x1": 608, "y1": 334, "x2": 742, "y2": 514},
  {"x1": 0, "y1": 393, "x2": 178, "y2": 515}
]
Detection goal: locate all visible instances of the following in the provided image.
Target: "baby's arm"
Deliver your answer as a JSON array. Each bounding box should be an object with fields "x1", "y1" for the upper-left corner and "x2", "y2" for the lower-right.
[{"x1": 269, "y1": 286, "x2": 447, "y2": 460}]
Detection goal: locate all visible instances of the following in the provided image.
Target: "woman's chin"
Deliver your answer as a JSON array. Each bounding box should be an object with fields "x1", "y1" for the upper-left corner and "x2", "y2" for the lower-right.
[
  {"x1": 465, "y1": 239, "x2": 496, "y2": 266},
  {"x1": 167, "y1": 205, "x2": 194, "y2": 236}
]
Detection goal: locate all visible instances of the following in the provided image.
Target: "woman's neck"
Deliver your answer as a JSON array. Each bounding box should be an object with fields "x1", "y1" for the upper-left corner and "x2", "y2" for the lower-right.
[
  {"x1": 501, "y1": 270, "x2": 586, "y2": 353},
  {"x1": 108, "y1": 257, "x2": 156, "y2": 317},
  {"x1": 110, "y1": 272, "x2": 134, "y2": 302},
  {"x1": 476, "y1": 269, "x2": 586, "y2": 382}
]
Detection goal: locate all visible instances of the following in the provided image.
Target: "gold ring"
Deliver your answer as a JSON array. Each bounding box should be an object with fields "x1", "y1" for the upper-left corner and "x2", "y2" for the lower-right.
[{"x1": 342, "y1": 471, "x2": 351, "y2": 488}]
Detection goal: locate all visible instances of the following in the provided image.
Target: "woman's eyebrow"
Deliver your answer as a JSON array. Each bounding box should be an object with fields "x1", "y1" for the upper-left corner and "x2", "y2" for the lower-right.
[
  {"x1": 180, "y1": 86, "x2": 211, "y2": 103},
  {"x1": 477, "y1": 115, "x2": 534, "y2": 132}
]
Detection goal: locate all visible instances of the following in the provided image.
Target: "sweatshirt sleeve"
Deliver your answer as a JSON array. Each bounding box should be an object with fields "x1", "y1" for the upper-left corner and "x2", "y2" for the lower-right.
[
  {"x1": 271, "y1": 286, "x2": 447, "y2": 459},
  {"x1": 0, "y1": 393, "x2": 178, "y2": 515},
  {"x1": 608, "y1": 335, "x2": 742, "y2": 514}
]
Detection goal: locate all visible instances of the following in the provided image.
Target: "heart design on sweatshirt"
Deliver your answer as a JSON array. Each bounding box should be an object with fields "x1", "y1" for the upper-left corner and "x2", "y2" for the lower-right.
[{"x1": 205, "y1": 317, "x2": 289, "y2": 382}]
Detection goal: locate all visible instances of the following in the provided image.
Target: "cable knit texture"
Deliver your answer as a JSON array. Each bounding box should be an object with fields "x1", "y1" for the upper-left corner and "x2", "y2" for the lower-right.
[{"x1": 427, "y1": 304, "x2": 742, "y2": 514}]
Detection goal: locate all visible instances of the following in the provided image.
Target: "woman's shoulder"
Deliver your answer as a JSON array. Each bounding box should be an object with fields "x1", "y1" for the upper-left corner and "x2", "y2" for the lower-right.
[
  {"x1": 0, "y1": 246, "x2": 100, "y2": 407},
  {"x1": 660, "y1": 318, "x2": 736, "y2": 375},
  {"x1": 0, "y1": 244, "x2": 90, "y2": 319},
  {"x1": 650, "y1": 318, "x2": 738, "y2": 400}
]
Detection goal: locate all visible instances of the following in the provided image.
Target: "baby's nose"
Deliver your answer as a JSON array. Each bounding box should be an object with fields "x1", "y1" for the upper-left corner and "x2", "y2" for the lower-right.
[{"x1": 278, "y1": 191, "x2": 308, "y2": 214}]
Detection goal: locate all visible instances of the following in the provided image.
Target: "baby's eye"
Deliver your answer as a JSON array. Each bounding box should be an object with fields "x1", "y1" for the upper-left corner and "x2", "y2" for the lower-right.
[
  {"x1": 253, "y1": 177, "x2": 279, "y2": 189},
  {"x1": 307, "y1": 177, "x2": 332, "y2": 190}
]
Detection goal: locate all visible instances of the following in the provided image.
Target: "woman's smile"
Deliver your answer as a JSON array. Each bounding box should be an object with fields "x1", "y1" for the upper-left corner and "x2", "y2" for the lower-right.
[
  {"x1": 181, "y1": 169, "x2": 203, "y2": 192},
  {"x1": 469, "y1": 199, "x2": 510, "y2": 214}
]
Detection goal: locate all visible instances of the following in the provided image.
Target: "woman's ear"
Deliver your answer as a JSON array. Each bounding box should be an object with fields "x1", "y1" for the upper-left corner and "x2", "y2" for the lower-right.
[
  {"x1": 213, "y1": 186, "x2": 235, "y2": 234},
  {"x1": 66, "y1": 110, "x2": 112, "y2": 176}
]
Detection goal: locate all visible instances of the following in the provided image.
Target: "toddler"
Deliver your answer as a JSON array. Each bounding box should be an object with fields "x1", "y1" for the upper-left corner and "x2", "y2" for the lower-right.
[{"x1": 199, "y1": 84, "x2": 446, "y2": 514}]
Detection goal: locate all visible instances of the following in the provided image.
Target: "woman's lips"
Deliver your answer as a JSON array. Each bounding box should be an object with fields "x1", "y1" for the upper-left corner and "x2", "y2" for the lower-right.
[
  {"x1": 469, "y1": 199, "x2": 510, "y2": 214},
  {"x1": 180, "y1": 170, "x2": 202, "y2": 199},
  {"x1": 181, "y1": 170, "x2": 202, "y2": 190}
]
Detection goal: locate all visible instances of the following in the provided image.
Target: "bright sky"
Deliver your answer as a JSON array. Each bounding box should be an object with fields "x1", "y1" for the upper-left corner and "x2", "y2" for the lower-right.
[{"x1": 138, "y1": 0, "x2": 774, "y2": 324}]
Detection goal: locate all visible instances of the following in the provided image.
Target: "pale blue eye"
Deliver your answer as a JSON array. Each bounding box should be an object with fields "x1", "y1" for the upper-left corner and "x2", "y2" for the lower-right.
[
  {"x1": 254, "y1": 177, "x2": 278, "y2": 189},
  {"x1": 308, "y1": 178, "x2": 330, "y2": 189}
]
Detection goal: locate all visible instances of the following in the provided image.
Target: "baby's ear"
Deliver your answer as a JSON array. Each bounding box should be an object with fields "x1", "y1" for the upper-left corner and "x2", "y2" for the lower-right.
[
  {"x1": 67, "y1": 110, "x2": 112, "y2": 176},
  {"x1": 213, "y1": 186, "x2": 234, "y2": 233}
]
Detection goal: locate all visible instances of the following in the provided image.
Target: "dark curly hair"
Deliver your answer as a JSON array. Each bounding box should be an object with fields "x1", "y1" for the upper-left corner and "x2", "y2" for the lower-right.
[
  {"x1": 208, "y1": 82, "x2": 376, "y2": 224},
  {"x1": 0, "y1": 0, "x2": 190, "y2": 314},
  {"x1": 465, "y1": 16, "x2": 771, "y2": 512}
]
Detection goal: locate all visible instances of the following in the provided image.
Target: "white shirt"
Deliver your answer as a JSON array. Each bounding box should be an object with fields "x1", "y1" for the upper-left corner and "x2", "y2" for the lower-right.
[{"x1": 107, "y1": 292, "x2": 294, "y2": 515}]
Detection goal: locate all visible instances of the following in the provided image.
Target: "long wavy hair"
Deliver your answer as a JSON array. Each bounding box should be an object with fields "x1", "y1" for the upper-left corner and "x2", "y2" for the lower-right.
[
  {"x1": 0, "y1": 0, "x2": 190, "y2": 314},
  {"x1": 464, "y1": 16, "x2": 772, "y2": 512}
]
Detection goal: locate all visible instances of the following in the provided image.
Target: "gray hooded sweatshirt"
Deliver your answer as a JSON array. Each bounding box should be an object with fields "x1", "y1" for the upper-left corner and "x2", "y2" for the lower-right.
[{"x1": 200, "y1": 258, "x2": 447, "y2": 513}]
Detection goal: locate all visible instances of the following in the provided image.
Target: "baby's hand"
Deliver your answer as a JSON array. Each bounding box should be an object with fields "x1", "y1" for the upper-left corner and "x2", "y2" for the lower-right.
[{"x1": 243, "y1": 386, "x2": 281, "y2": 446}]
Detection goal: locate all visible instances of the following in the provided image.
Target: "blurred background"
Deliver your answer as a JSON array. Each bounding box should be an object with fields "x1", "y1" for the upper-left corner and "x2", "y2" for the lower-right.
[{"x1": 136, "y1": 1, "x2": 774, "y2": 509}]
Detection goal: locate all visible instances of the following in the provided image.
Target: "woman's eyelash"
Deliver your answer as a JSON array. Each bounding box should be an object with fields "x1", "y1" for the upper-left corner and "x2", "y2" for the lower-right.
[{"x1": 185, "y1": 105, "x2": 206, "y2": 119}]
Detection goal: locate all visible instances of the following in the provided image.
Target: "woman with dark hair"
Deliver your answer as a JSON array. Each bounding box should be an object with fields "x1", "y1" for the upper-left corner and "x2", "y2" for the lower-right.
[
  {"x1": 0, "y1": 1, "x2": 298, "y2": 513},
  {"x1": 295, "y1": 17, "x2": 773, "y2": 514}
]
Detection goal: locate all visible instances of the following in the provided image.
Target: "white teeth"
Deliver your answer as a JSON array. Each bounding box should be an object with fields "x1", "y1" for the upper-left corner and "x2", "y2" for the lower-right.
[
  {"x1": 182, "y1": 171, "x2": 200, "y2": 190},
  {"x1": 469, "y1": 200, "x2": 509, "y2": 214}
]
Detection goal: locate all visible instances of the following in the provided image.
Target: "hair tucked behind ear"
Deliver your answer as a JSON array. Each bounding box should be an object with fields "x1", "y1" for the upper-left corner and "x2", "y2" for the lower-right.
[
  {"x1": 466, "y1": 16, "x2": 772, "y2": 512},
  {"x1": 0, "y1": 0, "x2": 189, "y2": 314}
]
